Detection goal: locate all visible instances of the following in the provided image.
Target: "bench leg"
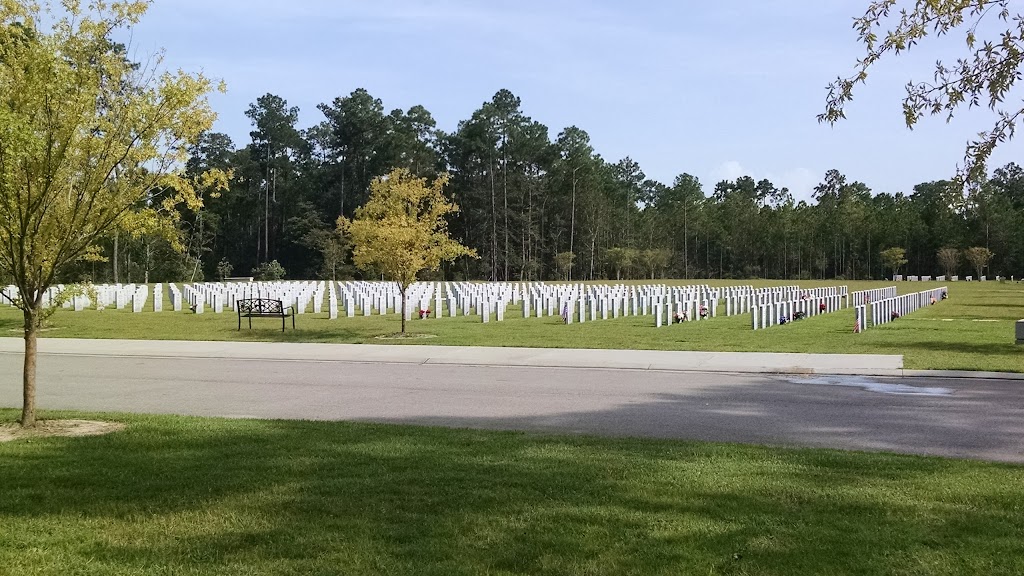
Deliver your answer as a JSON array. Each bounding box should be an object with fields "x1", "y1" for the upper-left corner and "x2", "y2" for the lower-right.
[
  {"x1": 238, "y1": 315, "x2": 241, "y2": 331},
  {"x1": 282, "y1": 316, "x2": 285, "y2": 332}
]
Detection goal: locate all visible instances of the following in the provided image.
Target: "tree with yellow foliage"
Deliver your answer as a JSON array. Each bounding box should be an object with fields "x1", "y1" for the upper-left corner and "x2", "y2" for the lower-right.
[
  {"x1": 0, "y1": 1, "x2": 226, "y2": 427},
  {"x1": 340, "y1": 169, "x2": 476, "y2": 334}
]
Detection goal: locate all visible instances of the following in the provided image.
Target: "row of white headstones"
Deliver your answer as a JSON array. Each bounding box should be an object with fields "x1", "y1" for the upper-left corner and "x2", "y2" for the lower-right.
[
  {"x1": 184, "y1": 281, "x2": 938, "y2": 333},
  {"x1": 1, "y1": 284, "x2": 152, "y2": 312},
  {"x1": 751, "y1": 285, "x2": 953, "y2": 332},
  {"x1": 852, "y1": 286, "x2": 948, "y2": 332},
  {"x1": 896, "y1": 275, "x2": 994, "y2": 282},
  {"x1": 3, "y1": 281, "x2": 861, "y2": 331},
  {"x1": 749, "y1": 287, "x2": 849, "y2": 331}
]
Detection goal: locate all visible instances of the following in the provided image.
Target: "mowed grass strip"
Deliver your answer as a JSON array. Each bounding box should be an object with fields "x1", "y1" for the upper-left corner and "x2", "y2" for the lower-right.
[
  {"x1": 0, "y1": 410, "x2": 1022, "y2": 575},
  {"x1": 0, "y1": 280, "x2": 1020, "y2": 372}
]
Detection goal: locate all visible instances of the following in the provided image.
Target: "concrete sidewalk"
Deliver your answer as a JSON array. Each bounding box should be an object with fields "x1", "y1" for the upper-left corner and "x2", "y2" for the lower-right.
[{"x1": 0, "y1": 337, "x2": 905, "y2": 376}]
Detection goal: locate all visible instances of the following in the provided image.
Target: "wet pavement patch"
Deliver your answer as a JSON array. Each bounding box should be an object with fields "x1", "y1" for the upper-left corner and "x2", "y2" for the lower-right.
[{"x1": 787, "y1": 375, "x2": 954, "y2": 396}]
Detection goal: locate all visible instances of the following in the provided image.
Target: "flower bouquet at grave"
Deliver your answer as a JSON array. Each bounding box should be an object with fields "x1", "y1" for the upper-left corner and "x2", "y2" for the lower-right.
[{"x1": 418, "y1": 309, "x2": 431, "y2": 319}]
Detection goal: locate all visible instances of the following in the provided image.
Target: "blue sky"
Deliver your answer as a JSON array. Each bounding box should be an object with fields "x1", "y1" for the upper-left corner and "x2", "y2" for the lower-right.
[{"x1": 129, "y1": 0, "x2": 1020, "y2": 202}]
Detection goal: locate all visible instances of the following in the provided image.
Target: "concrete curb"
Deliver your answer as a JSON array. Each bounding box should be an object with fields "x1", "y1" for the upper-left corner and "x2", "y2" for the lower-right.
[
  {"x1": 0, "y1": 351, "x2": 916, "y2": 378},
  {"x1": 900, "y1": 369, "x2": 1024, "y2": 381}
]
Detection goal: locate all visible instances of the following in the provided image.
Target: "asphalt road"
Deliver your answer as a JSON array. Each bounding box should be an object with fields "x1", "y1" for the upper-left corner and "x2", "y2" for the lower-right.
[{"x1": 2, "y1": 351, "x2": 1022, "y2": 463}]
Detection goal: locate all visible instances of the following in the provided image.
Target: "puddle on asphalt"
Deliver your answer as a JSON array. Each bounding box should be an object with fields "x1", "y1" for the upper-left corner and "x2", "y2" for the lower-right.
[{"x1": 787, "y1": 376, "x2": 954, "y2": 397}]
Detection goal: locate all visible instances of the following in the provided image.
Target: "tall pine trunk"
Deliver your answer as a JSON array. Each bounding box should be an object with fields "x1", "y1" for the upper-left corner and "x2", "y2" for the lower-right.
[
  {"x1": 490, "y1": 158, "x2": 497, "y2": 281},
  {"x1": 112, "y1": 231, "x2": 119, "y2": 283},
  {"x1": 21, "y1": 304, "x2": 38, "y2": 427},
  {"x1": 502, "y1": 136, "x2": 509, "y2": 281},
  {"x1": 683, "y1": 203, "x2": 688, "y2": 279}
]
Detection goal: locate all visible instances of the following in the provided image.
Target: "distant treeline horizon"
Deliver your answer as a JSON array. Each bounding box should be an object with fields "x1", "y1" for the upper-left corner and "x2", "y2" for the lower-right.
[{"x1": 59, "y1": 89, "x2": 1024, "y2": 285}]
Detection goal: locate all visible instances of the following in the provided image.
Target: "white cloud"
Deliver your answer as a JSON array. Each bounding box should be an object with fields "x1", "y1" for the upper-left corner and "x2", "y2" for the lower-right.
[
  {"x1": 711, "y1": 160, "x2": 747, "y2": 183},
  {"x1": 768, "y1": 167, "x2": 819, "y2": 203},
  {"x1": 709, "y1": 161, "x2": 821, "y2": 203}
]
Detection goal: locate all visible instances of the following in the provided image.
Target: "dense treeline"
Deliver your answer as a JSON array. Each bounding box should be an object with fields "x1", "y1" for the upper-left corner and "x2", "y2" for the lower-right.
[{"x1": 73, "y1": 89, "x2": 1024, "y2": 283}]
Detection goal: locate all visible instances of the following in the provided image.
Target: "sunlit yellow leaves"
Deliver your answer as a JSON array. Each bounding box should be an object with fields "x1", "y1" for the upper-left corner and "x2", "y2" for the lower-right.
[
  {"x1": 0, "y1": 0, "x2": 223, "y2": 302},
  {"x1": 81, "y1": 244, "x2": 108, "y2": 263},
  {"x1": 339, "y1": 169, "x2": 477, "y2": 292}
]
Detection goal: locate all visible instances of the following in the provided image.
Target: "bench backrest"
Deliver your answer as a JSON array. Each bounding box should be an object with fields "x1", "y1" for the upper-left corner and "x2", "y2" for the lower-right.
[{"x1": 237, "y1": 298, "x2": 284, "y2": 314}]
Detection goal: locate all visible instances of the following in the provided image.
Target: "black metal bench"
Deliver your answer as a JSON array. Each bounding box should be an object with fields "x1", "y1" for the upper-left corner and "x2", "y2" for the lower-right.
[{"x1": 237, "y1": 298, "x2": 294, "y2": 331}]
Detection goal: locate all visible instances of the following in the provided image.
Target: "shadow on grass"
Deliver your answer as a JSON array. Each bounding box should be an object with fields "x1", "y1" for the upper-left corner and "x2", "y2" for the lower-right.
[
  {"x1": 231, "y1": 330, "x2": 365, "y2": 344},
  {"x1": 1, "y1": 410, "x2": 1023, "y2": 575},
  {"x1": 0, "y1": 315, "x2": 21, "y2": 333},
  {"x1": 888, "y1": 339, "x2": 1018, "y2": 356}
]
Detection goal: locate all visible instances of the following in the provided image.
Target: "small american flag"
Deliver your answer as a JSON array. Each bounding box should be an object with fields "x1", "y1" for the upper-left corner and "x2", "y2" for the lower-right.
[
  {"x1": 561, "y1": 302, "x2": 569, "y2": 324},
  {"x1": 853, "y1": 318, "x2": 861, "y2": 333}
]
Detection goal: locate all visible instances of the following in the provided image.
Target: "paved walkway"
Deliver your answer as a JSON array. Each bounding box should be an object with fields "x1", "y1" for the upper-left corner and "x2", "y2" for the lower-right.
[
  {"x1": 0, "y1": 338, "x2": 905, "y2": 375},
  {"x1": 0, "y1": 338, "x2": 1016, "y2": 379}
]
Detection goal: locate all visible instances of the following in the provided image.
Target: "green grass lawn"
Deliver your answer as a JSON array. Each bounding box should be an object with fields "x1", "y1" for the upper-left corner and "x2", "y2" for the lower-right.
[
  {"x1": 1, "y1": 280, "x2": 1021, "y2": 372},
  {"x1": 1, "y1": 410, "x2": 1022, "y2": 575}
]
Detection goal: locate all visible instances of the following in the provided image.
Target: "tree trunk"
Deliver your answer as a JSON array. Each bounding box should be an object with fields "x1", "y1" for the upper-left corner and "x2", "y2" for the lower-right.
[
  {"x1": 683, "y1": 204, "x2": 688, "y2": 279},
  {"x1": 255, "y1": 211, "x2": 261, "y2": 266},
  {"x1": 490, "y1": 158, "x2": 497, "y2": 281},
  {"x1": 569, "y1": 177, "x2": 576, "y2": 281},
  {"x1": 590, "y1": 235, "x2": 596, "y2": 280},
  {"x1": 264, "y1": 169, "x2": 270, "y2": 263},
  {"x1": 866, "y1": 235, "x2": 871, "y2": 280},
  {"x1": 526, "y1": 177, "x2": 533, "y2": 280},
  {"x1": 502, "y1": 139, "x2": 509, "y2": 282},
  {"x1": 400, "y1": 285, "x2": 407, "y2": 334},
  {"x1": 113, "y1": 231, "x2": 119, "y2": 283},
  {"x1": 21, "y1": 305, "x2": 38, "y2": 427}
]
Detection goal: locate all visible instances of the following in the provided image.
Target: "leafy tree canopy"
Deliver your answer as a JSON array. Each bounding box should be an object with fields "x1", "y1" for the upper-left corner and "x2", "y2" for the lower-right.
[
  {"x1": 0, "y1": 0, "x2": 225, "y2": 426},
  {"x1": 821, "y1": 0, "x2": 1024, "y2": 185},
  {"x1": 339, "y1": 169, "x2": 476, "y2": 332},
  {"x1": 880, "y1": 247, "x2": 909, "y2": 276}
]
